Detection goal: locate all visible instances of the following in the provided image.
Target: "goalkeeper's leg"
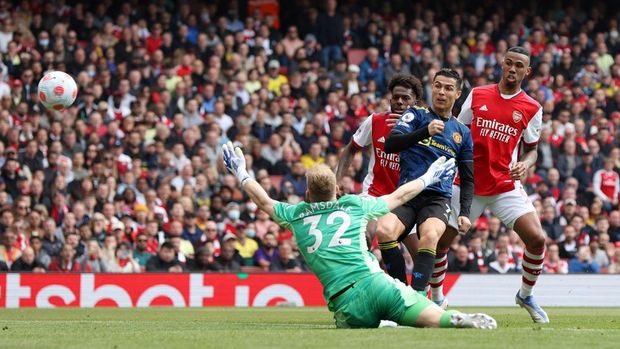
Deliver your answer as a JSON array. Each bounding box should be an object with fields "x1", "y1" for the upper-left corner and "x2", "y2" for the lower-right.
[{"x1": 398, "y1": 292, "x2": 497, "y2": 329}]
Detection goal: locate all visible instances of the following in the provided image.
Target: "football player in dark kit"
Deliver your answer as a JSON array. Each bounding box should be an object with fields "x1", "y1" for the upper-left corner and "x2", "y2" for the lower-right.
[{"x1": 376, "y1": 69, "x2": 474, "y2": 304}]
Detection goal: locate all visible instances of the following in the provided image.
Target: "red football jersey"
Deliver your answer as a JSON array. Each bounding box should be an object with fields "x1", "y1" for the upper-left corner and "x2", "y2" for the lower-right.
[
  {"x1": 458, "y1": 85, "x2": 543, "y2": 196},
  {"x1": 351, "y1": 112, "x2": 400, "y2": 197},
  {"x1": 594, "y1": 169, "x2": 619, "y2": 200}
]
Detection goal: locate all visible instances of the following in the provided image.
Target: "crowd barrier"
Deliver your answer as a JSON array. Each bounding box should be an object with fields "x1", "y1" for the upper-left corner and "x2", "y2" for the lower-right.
[{"x1": 1, "y1": 273, "x2": 618, "y2": 308}]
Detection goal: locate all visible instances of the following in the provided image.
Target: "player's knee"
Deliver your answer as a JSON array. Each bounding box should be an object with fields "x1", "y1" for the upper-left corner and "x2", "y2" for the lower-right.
[
  {"x1": 528, "y1": 234, "x2": 546, "y2": 250},
  {"x1": 376, "y1": 220, "x2": 399, "y2": 241},
  {"x1": 419, "y1": 230, "x2": 440, "y2": 248}
]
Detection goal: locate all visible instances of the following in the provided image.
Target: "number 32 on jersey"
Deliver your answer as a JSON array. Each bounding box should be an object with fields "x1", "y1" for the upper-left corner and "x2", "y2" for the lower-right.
[{"x1": 303, "y1": 211, "x2": 351, "y2": 253}]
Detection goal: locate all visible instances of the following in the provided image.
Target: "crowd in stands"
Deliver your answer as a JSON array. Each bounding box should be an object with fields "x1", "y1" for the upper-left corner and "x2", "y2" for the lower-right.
[{"x1": 0, "y1": 0, "x2": 619, "y2": 275}]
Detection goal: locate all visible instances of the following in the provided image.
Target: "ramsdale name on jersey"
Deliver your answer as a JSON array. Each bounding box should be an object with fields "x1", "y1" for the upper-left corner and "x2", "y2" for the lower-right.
[
  {"x1": 475, "y1": 118, "x2": 519, "y2": 143},
  {"x1": 299, "y1": 201, "x2": 353, "y2": 219}
]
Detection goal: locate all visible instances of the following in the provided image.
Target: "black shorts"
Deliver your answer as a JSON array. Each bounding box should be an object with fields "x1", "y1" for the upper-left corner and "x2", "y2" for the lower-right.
[{"x1": 392, "y1": 191, "x2": 451, "y2": 240}]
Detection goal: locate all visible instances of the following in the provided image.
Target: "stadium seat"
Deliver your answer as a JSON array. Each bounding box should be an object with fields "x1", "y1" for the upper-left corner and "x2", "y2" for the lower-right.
[
  {"x1": 347, "y1": 49, "x2": 366, "y2": 65},
  {"x1": 270, "y1": 175, "x2": 283, "y2": 191}
]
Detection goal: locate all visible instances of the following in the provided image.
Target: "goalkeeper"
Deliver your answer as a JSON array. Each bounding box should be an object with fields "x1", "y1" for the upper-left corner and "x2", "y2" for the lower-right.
[{"x1": 222, "y1": 142, "x2": 496, "y2": 329}]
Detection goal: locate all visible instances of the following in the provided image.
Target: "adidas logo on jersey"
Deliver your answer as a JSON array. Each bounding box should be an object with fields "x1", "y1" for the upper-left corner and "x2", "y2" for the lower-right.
[
  {"x1": 480, "y1": 104, "x2": 488, "y2": 111},
  {"x1": 378, "y1": 136, "x2": 385, "y2": 143}
]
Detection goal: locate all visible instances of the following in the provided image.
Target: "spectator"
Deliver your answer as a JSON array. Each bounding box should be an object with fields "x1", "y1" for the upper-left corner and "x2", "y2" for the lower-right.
[
  {"x1": 48, "y1": 244, "x2": 92, "y2": 272},
  {"x1": 593, "y1": 158, "x2": 619, "y2": 212},
  {"x1": 214, "y1": 239, "x2": 242, "y2": 272},
  {"x1": 559, "y1": 225, "x2": 579, "y2": 260},
  {"x1": 83, "y1": 240, "x2": 107, "y2": 273},
  {"x1": 556, "y1": 139, "x2": 582, "y2": 180},
  {"x1": 260, "y1": 134, "x2": 284, "y2": 167},
  {"x1": 568, "y1": 246, "x2": 600, "y2": 273},
  {"x1": 10, "y1": 247, "x2": 46, "y2": 272},
  {"x1": 608, "y1": 249, "x2": 620, "y2": 274},
  {"x1": 281, "y1": 26, "x2": 304, "y2": 59},
  {"x1": 133, "y1": 233, "x2": 154, "y2": 269},
  {"x1": 269, "y1": 241, "x2": 302, "y2": 272},
  {"x1": 145, "y1": 242, "x2": 185, "y2": 272},
  {"x1": 316, "y1": 0, "x2": 344, "y2": 68},
  {"x1": 234, "y1": 223, "x2": 259, "y2": 266},
  {"x1": 588, "y1": 239, "x2": 610, "y2": 270},
  {"x1": 254, "y1": 210, "x2": 280, "y2": 241},
  {"x1": 487, "y1": 250, "x2": 517, "y2": 274},
  {"x1": 168, "y1": 220, "x2": 194, "y2": 262},
  {"x1": 573, "y1": 150, "x2": 596, "y2": 196},
  {"x1": 29, "y1": 235, "x2": 51, "y2": 268},
  {"x1": 281, "y1": 162, "x2": 308, "y2": 197},
  {"x1": 188, "y1": 245, "x2": 218, "y2": 272},
  {"x1": 358, "y1": 47, "x2": 386, "y2": 91},
  {"x1": 300, "y1": 143, "x2": 325, "y2": 169},
  {"x1": 181, "y1": 212, "x2": 204, "y2": 248},
  {"x1": 609, "y1": 211, "x2": 620, "y2": 243},
  {"x1": 254, "y1": 232, "x2": 279, "y2": 271},
  {"x1": 543, "y1": 244, "x2": 569, "y2": 274},
  {"x1": 541, "y1": 204, "x2": 563, "y2": 242},
  {"x1": 468, "y1": 235, "x2": 492, "y2": 273},
  {"x1": 107, "y1": 242, "x2": 141, "y2": 273},
  {"x1": 448, "y1": 245, "x2": 479, "y2": 272},
  {"x1": 0, "y1": 229, "x2": 21, "y2": 267},
  {"x1": 266, "y1": 60, "x2": 288, "y2": 96}
]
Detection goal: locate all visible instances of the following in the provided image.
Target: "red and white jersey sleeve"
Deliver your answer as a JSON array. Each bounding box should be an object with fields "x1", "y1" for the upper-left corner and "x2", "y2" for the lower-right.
[
  {"x1": 352, "y1": 114, "x2": 373, "y2": 149},
  {"x1": 461, "y1": 85, "x2": 543, "y2": 196},
  {"x1": 458, "y1": 91, "x2": 474, "y2": 125},
  {"x1": 522, "y1": 108, "x2": 543, "y2": 145}
]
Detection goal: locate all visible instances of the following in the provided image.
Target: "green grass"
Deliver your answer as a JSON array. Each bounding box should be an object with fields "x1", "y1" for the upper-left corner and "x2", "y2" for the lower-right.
[{"x1": 0, "y1": 307, "x2": 619, "y2": 349}]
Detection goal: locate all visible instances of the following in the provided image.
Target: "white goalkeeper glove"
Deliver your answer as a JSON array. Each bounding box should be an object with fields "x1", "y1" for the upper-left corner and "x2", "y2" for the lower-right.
[
  {"x1": 419, "y1": 156, "x2": 456, "y2": 188},
  {"x1": 222, "y1": 142, "x2": 250, "y2": 185}
]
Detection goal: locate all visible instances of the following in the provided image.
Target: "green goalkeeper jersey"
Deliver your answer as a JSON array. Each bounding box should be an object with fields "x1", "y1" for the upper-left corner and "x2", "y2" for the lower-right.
[{"x1": 272, "y1": 194, "x2": 390, "y2": 301}]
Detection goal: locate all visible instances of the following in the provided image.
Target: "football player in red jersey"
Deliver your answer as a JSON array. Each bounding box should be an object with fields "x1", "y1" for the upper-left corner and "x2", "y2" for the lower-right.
[
  {"x1": 432, "y1": 47, "x2": 550, "y2": 323},
  {"x1": 336, "y1": 74, "x2": 423, "y2": 261}
]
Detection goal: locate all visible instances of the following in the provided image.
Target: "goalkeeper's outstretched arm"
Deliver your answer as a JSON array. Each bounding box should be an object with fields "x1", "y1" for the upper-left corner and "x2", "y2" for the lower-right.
[
  {"x1": 381, "y1": 157, "x2": 456, "y2": 210},
  {"x1": 222, "y1": 142, "x2": 276, "y2": 218},
  {"x1": 242, "y1": 179, "x2": 276, "y2": 218}
]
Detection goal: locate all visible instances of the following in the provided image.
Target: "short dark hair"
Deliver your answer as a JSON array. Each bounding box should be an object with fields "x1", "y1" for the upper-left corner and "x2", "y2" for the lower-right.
[
  {"x1": 388, "y1": 74, "x2": 423, "y2": 100},
  {"x1": 433, "y1": 68, "x2": 463, "y2": 90},
  {"x1": 507, "y1": 46, "x2": 531, "y2": 58},
  {"x1": 160, "y1": 241, "x2": 175, "y2": 250}
]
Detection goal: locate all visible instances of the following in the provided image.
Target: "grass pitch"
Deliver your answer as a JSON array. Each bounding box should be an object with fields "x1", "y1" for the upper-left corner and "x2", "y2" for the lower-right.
[{"x1": 0, "y1": 307, "x2": 619, "y2": 349}]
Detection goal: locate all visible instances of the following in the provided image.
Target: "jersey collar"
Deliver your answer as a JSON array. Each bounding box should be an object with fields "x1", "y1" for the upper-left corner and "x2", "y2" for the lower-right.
[{"x1": 429, "y1": 107, "x2": 453, "y2": 121}]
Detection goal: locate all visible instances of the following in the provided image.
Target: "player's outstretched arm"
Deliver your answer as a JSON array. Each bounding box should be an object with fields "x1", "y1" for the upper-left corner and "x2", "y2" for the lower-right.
[
  {"x1": 381, "y1": 157, "x2": 456, "y2": 210},
  {"x1": 222, "y1": 142, "x2": 276, "y2": 217},
  {"x1": 335, "y1": 142, "x2": 358, "y2": 183}
]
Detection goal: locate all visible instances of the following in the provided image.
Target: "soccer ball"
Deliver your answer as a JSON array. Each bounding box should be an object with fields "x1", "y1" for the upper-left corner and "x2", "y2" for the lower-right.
[{"x1": 37, "y1": 71, "x2": 78, "y2": 111}]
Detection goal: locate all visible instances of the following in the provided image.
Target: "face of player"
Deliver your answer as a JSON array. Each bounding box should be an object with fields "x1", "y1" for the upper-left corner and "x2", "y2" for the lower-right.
[
  {"x1": 501, "y1": 52, "x2": 531, "y2": 88},
  {"x1": 389, "y1": 85, "x2": 415, "y2": 114},
  {"x1": 431, "y1": 75, "x2": 461, "y2": 116}
]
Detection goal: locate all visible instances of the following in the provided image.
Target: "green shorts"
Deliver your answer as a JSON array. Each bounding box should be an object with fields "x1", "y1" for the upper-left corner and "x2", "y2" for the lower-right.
[{"x1": 327, "y1": 272, "x2": 434, "y2": 328}]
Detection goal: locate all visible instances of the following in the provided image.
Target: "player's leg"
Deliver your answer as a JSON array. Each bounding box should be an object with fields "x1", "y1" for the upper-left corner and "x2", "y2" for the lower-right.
[
  {"x1": 490, "y1": 189, "x2": 549, "y2": 323},
  {"x1": 401, "y1": 231, "x2": 419, "y2": 263},
  {"x1": 408, "y1": 194, "x2": 451, "y2": 294},
  {"x1": 400, "y1": 301, "x2": 496, "y2": 329},
  {"x1": 374, "y1": 273, "x2": 496, "y2": 329},
  {"x1": 376, "y1": 206, "x2": 415, "y2": 284},
  {"x1": 410, "y1": 217, "x2": 446, "y2": 294},
  {"x1": 429, "y1": 226, "x2": 456, "y2": 306},
  {"x1": 429, "y1": 188, "x2": 487, "y2": 305},
  {"x1": 429, "y1": 185, "x2": 462, "y2": 306},
  {"x1": 365, "y1": 219, "x2": 378, "y2": 249}
]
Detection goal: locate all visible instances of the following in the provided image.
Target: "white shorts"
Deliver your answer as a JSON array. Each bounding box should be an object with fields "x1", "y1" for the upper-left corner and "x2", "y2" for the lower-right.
[{"x1": 448, "y1": 183, "x2": 536, "y2": 230}]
